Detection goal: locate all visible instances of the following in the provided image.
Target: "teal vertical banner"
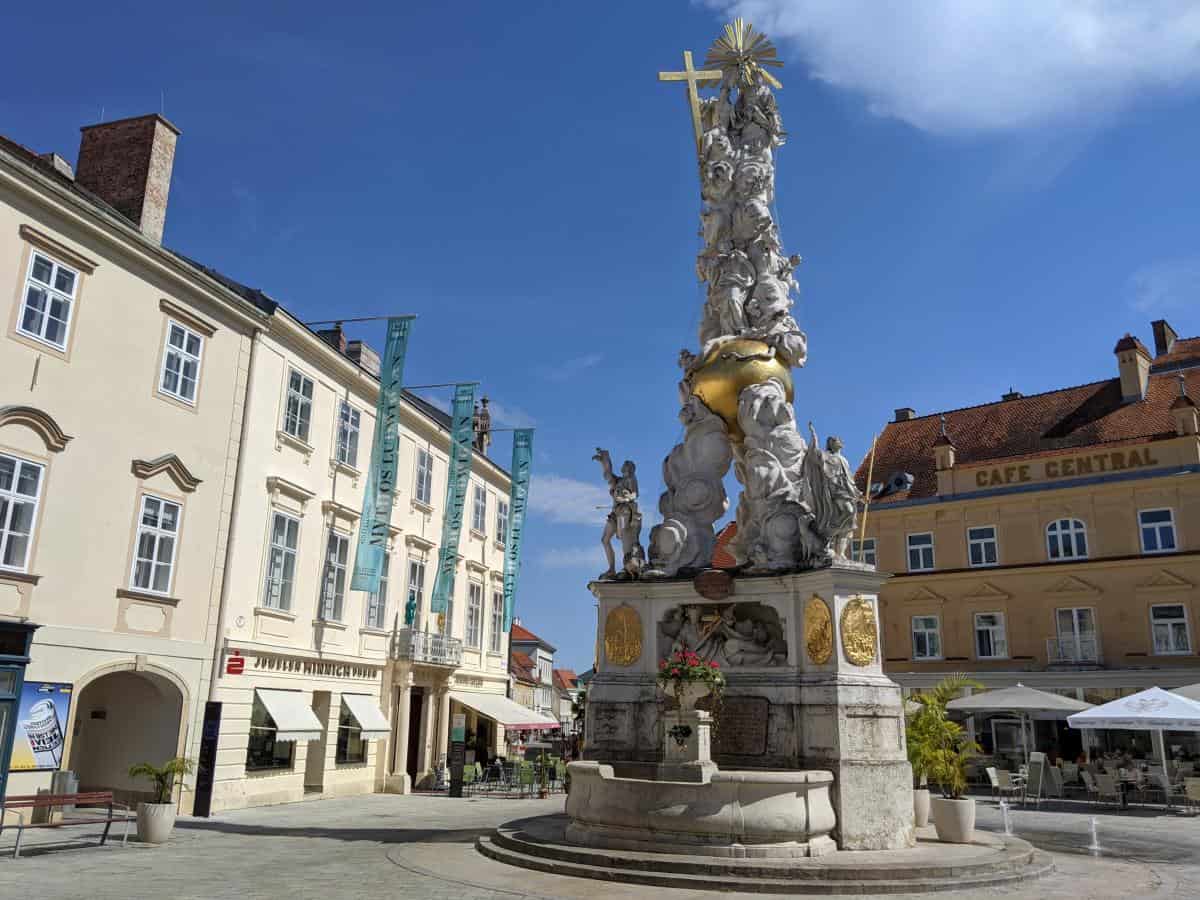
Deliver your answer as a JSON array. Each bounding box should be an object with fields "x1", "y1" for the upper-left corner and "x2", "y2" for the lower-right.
[
  {"x1": 429, "y1": 383, "x2": 477, "y2": 613},
  {"x1": 350, "y1": 316, "x2": 415, "y2": 593},
  {"x1": 503, "y1": 428, "x2": 533, "y2": 629}
]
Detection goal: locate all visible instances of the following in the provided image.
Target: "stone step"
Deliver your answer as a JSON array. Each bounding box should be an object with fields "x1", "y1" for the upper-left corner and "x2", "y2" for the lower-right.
[
  {"x1": 491, "y1": 826, "x2": 1039, "y2": 881},
  {"x1": 477, "y1": 822, "x2": 1056, "y2": 895}
]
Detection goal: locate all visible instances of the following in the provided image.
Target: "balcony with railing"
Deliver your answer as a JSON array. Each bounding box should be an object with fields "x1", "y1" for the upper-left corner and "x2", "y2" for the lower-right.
[
  {"x1": 1046, "y1": 635, "x2": 1101, "y2": 666},
  {"x1": 391, "y1": 628, "x2": 463, "y2": 667}
]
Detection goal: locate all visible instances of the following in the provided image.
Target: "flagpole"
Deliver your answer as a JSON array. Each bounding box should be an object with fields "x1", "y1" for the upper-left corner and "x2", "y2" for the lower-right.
[{"x1": 857, "y1": 434, "x2": 878, "y2": 562}]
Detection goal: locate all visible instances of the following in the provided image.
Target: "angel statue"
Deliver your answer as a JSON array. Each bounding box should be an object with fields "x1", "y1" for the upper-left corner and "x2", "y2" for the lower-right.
[
  {"x1": 593, "y1": 448, "x2": 645, "y2": 580},
  {"x1": 804, "y1": 423, "x2": 861, "y2": 560}
]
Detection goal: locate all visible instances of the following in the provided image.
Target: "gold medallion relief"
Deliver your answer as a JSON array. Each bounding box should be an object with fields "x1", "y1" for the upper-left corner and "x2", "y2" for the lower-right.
[
  {"x1": 839, "y1": 596, "x2": 878, "y2": 667},
  {"x1": 804, "y1": 595, "x2": 833, "y2": 665},
  {"x1": 604, "y1": 605, "x2": 643, "y2": 667}
]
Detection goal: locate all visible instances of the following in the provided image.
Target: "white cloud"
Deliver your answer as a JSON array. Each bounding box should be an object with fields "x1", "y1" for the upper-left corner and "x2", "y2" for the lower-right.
[
  {"x1": 705, "y1": 1, "x2": 1200, "y2": 134},
  {"x1": 537, "y1": 545, "x2": 604, "y2": 569},
  {"x1": 528, "y1": 474, "x2": 610, "y2": 525},
  {"x1": 539, "y1": 352, "x2": 604, "y2": 382},
  {"x1": 1129, "y1": 257, "x2": 1200, "y2": 314},
  {"x1": 488, "y1": 400, "x2": 537, "y2": 429}
]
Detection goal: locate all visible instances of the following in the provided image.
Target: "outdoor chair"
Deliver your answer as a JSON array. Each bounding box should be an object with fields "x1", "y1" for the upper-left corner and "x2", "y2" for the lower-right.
[
  {"x1": 1184, "y1": 778, "x2": 1200, "y2": 814},
  {"x1": 1155, "y1": 774, "x2": 1186, "y2": 808},
  {"x1": 1062, "y1": 762, "x2": 1079, "y2": 784},
  {"x1": 1044, "y1": 765, "x2": 1064, "y2": 799},
  {"x1": 996, "y1": 771, "x2": 1021, "y2": 801},
  {"x1": 1080, "y1": 770, "x2": 1099, "y2": 802},
  {"x1": 1094, "y1": 773, "x2": 1121, "y2": 806},
  {"x1": 985, "y1": 767, "x2": 1000, "y2": 798},
  {"x1": 462, "y1": 764, "x2": 477, "y2": 795}
]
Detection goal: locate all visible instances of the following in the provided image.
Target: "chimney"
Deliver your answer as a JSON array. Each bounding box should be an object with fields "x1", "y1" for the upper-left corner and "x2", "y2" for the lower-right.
[
  {"x1": 1001, "y1": 388, "x2": 1023, "y2": 401},
  {"x1": 75, "y1": 114, "x2": 179, "y2": 244},
  {"x1": 346, "y1": 340, "x2": 380, "y2": 377},
  {"x1": 893, "y1": 407, "x2": 915, "y2": 422},
  {"x1": 1152, "y1": 319, "x2": 1178, "y2": 357},
  {"x1": 38, "y1": 152, "x2": 74, "y2": 180},
  {"x1": 1114, "y1": 334, "x2": 1151, "y2": 402},
  {"x1": 316, "y1": 323, "x2": 347, "y2": 354},
  {"x1": 1172, "y1": 374, "x2": 1199, "y2": 436}
]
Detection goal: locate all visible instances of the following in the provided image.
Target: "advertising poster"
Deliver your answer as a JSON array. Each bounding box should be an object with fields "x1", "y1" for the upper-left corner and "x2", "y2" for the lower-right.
[{"x1": 9, "y1": 681, "x2": 72, "y2": 772}]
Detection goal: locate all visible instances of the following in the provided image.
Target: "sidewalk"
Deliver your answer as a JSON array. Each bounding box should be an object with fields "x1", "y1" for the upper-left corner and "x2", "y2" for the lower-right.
[{"x1": 0, "y1": 792, "x2": 1196, "y2": 899}]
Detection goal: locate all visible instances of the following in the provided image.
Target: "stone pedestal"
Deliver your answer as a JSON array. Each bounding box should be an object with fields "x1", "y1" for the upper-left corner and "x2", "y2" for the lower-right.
[
  {"x1": 660, "y1": 709, "x2": 717, "y2": 783},
  {"x1": 585, "y1": 565, "x2": 914, "y2": 851}
]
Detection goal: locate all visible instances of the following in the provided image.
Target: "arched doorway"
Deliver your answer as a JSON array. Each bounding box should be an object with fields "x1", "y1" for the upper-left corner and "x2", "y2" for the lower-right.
[{"x1": 68, "y1": 670, "x2": 184, "y2": 803}]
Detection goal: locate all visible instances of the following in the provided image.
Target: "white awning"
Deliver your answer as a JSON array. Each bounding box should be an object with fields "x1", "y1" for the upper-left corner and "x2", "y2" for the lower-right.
[
  {"x1": 947, "y1": 684, "x2": 1093, "y2": 719},
  {"x1": 1173, "y1": 683, "x2": 1200, "y2": 702},
  {"x1": 450, "y1": 691, "x2": 559, "y2": 731},
  {"x1": 257, "y1": 689, "x2": 323, "y2": 743},
  {"x1": 342, "y1": 693, "x2": 390, "y2": 740}
]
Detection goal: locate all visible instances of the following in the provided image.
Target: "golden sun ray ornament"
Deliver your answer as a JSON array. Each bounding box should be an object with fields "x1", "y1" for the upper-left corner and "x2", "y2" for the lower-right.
[{"x1": 704, "y1": 18, "x2": 784, "y2": 90}]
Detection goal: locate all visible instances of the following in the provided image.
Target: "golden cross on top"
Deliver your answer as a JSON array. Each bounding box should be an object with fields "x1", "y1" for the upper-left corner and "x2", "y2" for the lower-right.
[{"x1": 658, "y1": 50, "x2": 722, "y2": 158}]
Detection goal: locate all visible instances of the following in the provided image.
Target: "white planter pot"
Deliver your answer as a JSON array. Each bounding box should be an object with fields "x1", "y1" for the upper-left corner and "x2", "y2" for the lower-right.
[
  {"x1": 664, "y1": 681, "x2": 711, "y2": 712},
  {"x1": 136, "y1": 802, "x2": 177, "y2": 844},
  {"x1": 913, "y1": 788, "x2": 931, "y2": 828},
  {"x1": 930, "y1": 797, "x2": 975, "y2": 844}
]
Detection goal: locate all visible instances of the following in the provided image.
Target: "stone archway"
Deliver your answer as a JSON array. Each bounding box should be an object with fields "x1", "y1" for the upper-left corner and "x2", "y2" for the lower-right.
[{"x1": 67, "y1": 669, "x2": 184, "y2": 803}]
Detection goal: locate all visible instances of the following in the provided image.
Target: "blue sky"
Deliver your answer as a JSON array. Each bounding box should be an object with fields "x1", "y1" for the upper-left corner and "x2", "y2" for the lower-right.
[{"x1": 6, "y1": 1, "x2": 1200, "y2": 672}]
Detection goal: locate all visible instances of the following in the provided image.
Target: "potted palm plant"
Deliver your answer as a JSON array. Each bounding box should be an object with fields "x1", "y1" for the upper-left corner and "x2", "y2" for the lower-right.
[
  {"x1": 128, "y1": 757, "x2": 194, "y2": 844},
  {"x1": 908, "y1": 676, "x2": 981, "y2": 842}
]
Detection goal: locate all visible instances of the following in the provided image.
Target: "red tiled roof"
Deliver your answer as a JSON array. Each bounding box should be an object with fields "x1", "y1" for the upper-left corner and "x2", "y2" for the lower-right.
[
  {"x1": 1152, "y1": 337, "x2": 1200, "y2": 370},
  {"x1": 1114, "y1": 334, "x2": 1151, "y2": 357},
  {"x1": 552, "y1": 668, "x2": 578, "y2": 691},
  {"x1": 509, "y1": 651, "x2": 537, "y2": 684},
  {"x1": 712, "y1": 521, "x2": 738, "y2": 569},
  {"x1": 510, "y1": 622, "x2": 541, "y2": 643},
  {"x1": 857, "y1": 343, "x2": 1200, "y2": 504}
]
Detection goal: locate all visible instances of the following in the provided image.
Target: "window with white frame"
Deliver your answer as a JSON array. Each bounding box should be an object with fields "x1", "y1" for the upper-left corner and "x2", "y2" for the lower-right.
[
  {"x1": 852, "y1": 537, "x2": 876, "y2": 566},
  {"x1": 414, "y1": 448, "x2": 433, "y2": 505},
  {"x1": 18, "y1": 252, "x2": 77, "y2": 350},
  {"x1": 131, "y1": 495, "x2": 181, "y2": 594},
  {"x1": 911, "y1": 616, "x2": 942, "y2": 659},
  {"x1": 1046, "y1": 519, "x2": 1088, "y2": 560},
  {"x1": 159, "y1": 321, "x2": 203, "y2": 403},
  {"x1": 974, "y1": 612, "x2": 1008, "y2": 659},
  {"x1": 967, "y1": 526, "x2": 998, "y2": 567},
  {"x1": 471, "y1": 484, "x2": 487, "y2": 534},
  {"x1": 320, "y1": 530, "x2": 350, "y2": 621},
  {"x1": 406, "y1": 557, "x2": 426, "y2": 628},
  {"x1": 262, "y1": 511, "x2": 299, "y2": 611},
  {"x1": 490, "y1": 589, "x2": 504, "y2": 653},
  {"x1": 907, "y1": 533, "x2": 934, "y2": 572},
  {"x1": 1151, "y1": 603, "x2": 1191, "y2": 655},
  {"x1": 496, "y1": 499, "x2": 510, "y2": 547},
  {"x1": 336, "y1": 401, "x2": 361, "y2": 468},
  {"x1": 466, "y1": 581, "x2": 483, "y2": 647},
  {"x1": 0, "y1": 453, "x2": 43, "y2": 572},
  {"x1": 365, "y1": 553, "x2": 390, "y2": 630},
  {"x1": 283, "y1": 369, "x2": 314, "y2": 442},
  {"x1": 1139, "y1": 509, "x2": 1177, "y2": 555}
]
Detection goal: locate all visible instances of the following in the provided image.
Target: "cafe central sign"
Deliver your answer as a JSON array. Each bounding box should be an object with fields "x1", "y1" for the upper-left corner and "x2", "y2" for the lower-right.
[{"x1": 972, "y1": 446, "x2": 1161, "y2": 488}]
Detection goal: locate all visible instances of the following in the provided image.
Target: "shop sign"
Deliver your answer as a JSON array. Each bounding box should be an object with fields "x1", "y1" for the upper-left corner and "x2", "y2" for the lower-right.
[
  {"x1": 11, "y1": 682, "x2": 72, "y2": 772},
  {"x1": 225, "y1": 652, "x2": 245, "y2": 675},
  {"x1": 250, "y1": 652, "x2": 379, "y2": 680},
  {"x1": 972, "y1": 446, "x2": 1161, "y2": 488}
]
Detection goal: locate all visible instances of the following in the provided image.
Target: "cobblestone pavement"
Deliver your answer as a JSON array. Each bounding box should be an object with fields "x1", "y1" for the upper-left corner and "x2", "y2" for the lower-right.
[{"x1": 0, "y1": 792, "x2": 1197, "y2": 899}]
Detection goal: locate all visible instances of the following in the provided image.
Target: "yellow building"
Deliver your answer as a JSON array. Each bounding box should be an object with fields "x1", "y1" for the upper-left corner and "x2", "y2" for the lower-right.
[{"x1": 859, "y1": 320, "x2": 1200, "y2": 761}]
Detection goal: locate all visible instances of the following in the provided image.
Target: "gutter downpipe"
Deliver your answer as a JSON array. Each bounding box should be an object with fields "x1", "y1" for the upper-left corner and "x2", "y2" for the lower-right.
[{"x1": 208, "y1": 327, "x2": 262, "y2": 701}]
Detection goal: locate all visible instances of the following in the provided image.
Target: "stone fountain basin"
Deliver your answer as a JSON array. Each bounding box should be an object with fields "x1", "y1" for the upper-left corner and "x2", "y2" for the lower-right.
[{"x1": 565, "y1": 761, "x2": 837, "y2": 858}]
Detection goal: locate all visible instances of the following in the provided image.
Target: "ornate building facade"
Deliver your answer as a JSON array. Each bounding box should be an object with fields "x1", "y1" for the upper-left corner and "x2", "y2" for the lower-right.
[{"x1": 859, "y1": 320, "x2": 1200, "y2": 758}]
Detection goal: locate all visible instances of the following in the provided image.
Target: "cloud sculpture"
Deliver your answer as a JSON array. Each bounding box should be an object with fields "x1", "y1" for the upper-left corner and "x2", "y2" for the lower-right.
[{"x1": 706, "y1": 0, "x2": 1200, "y2": 134}]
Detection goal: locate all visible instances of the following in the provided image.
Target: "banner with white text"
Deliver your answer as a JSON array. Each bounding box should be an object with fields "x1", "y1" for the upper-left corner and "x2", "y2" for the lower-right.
[
  {"x1": 429, "y1": 383, "x2": 477, "y2": 614},
  {"x1": 350, "y1": 315, "x2": 415, "y2": 593},
  {"x1": 503, "y1": 428, "x2": 533, "y2": 629}
]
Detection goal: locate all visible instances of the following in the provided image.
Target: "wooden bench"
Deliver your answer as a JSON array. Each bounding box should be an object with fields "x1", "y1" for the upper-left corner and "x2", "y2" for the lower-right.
[{"x1": 1, "y1": 791, "x2": 132, "y2": 858}]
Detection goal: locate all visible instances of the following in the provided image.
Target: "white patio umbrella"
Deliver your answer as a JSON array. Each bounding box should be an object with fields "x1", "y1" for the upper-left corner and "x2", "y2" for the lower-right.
[
  {"x1": 1171, "y1": 683, "x2": 1200, "y2": 702},
  {"x1": 1067, "y1": 686, "x2": 1200, "y2": 775},
  {"x1": 946, "y1": 683, "x2": 1093, "y2": 762}
]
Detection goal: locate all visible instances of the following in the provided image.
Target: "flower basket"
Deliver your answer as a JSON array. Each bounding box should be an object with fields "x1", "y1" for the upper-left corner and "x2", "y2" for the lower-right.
[{"x1": 657, "y1": 649, "x2": 726, "y2": 711}]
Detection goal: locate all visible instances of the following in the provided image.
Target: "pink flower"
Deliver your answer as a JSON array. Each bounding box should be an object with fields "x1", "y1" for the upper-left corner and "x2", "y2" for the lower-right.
[
  {"x1": 709, "y1": 661, "x2": 719, "y2": 669},
  {"x1": 659, "y1": 661, "x2": 666, "y2": 670},
  {"x1": 670, "y1": 668, "x2": 680, "y2": 676}
]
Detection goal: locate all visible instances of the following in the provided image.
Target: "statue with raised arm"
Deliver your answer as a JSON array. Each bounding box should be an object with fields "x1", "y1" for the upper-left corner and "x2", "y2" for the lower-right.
[
  {"x1": 804, "y1": 422, "x2": 860, "y2": 560},
  {"x1": 593, "y1": 448, "x2": 645, "y2": 580}
]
